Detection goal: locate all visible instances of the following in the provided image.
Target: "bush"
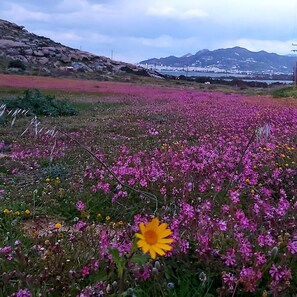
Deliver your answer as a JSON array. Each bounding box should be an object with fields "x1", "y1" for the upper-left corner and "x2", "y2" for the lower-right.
[
  {"x1": 8, "y1": 60, "x2": 26, "y2": 70},
  {"x1": 272, "y1": 87, "x2": 297, "y2": 98},
  {"x1": 3, "y1": 89, "x2": 78, "y2": 116}
]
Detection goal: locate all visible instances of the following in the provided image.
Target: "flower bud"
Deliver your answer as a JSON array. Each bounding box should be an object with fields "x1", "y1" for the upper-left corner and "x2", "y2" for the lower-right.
[
  {"x1": 154, "y1": 260, "x2": 161, "y2": 270},
  {"x1": 167, "y1": 282, "x2": 174, "y2": 289},
  {"x1": 199, "y1": 271, "x2": 207, "y2": 282},
  {"x1": 271, "y1": 246, "x2": 278, "y2": 257}
]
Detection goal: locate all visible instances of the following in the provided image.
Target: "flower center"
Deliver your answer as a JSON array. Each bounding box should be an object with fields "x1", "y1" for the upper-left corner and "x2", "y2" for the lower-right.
[{"x1": 144, "y1": 230, "x2": 158, "y2": 245}]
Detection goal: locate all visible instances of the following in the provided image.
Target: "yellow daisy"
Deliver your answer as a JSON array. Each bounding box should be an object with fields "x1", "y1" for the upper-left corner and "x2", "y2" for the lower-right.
[
  {"x1": 55, "y1": 223, "x2": 62, "y2": 229},
  {"x1": 136, "y1": 217, "x2": 173, "y2": 259}
]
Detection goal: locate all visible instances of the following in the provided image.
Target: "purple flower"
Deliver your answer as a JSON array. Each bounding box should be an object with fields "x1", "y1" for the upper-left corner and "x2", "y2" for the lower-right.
[
  {"x1": 229, "y1": 190, "x2": 240, "y2": 204},
  {"x1": 14, "y1": 240, "x2": 22, "y2": 246},
  {"x1": 222, "y1": 248, "x2": 236, "y2": 266},
  {"x1": 76, "y1": 200, "x2": 85, "y2": 212},
  {"x1": 148, "y1": 128, "x2": 159, "y2": 136},
  {"x1": 15, "y1": 289, "x2": 32, "y2": 297},
  {"x1": 135, "y1": 265, "x2": 152, "y2": 281},
  {"x1": 0, "y1": 246, "x2": 12, "y2": 253},
  {"x1": 270, "y1": 265, "x2": 282, "y2": 280},
  {"x1": 223, "y1": 273, "x2": 237, "y2": 290},
  {"x1": 81, "y1": 266, "x2": 90, "y2": 277},
  {"x1": 287, "y1": 240, "x2": 297, "y2": 254},
  {"x1": 74, "y1": 220, "x2": 87, "y2": 231},
  {"x1": 240, "y1": 267, "x2": 262, "y2": 292},
  {"x1": 254, "y1": 252, "x2": 267, "y2": 266},
  {"x1": 218, "y1": 219, "x2": 227, "y2": 231}
]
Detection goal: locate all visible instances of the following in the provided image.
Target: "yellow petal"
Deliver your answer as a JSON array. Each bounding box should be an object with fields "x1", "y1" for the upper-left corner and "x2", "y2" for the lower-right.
[
  {"x1": 139, "y1": 223, "x2": 146, "y2": 235},
  {"x1": 135, "y1": 233, "x2": 144, "y2": 239},
  {"x1": 159, "y1": 229, "x2": 172, "y2": 238},
  {"x1": 152, "y1": 245, "x2": 165, "y2": 256},
  {"x1": 156, "y1": 243, "x2": 172, "y2": 251},
  {"x1": 141, "y1": 244, "x2": 150, "y2": 253},
  {"x1": 158, "y1": 238, "x2": 174, "y2": 244},
  {"x1": 149, "y1": 248, "x2": 157, "y2": 259},
  {"x1": 151, "y1": 217, "x2": 160, "y2": 229},
  {"x1": 157, "y1": 223, "x2": 168, "y2": 233},
  {"x1": 137, "y1": 240, "x2": 146, "y2": 247},
  {"x1": 147, "y1": 218, "x2": 159, "y2": 230},
  {"x1": 138, "y1": 240, "x2": 150, "y2": 252},
  {"x1": 142, "y1": 244, "x2": 150, "y2": 253}
]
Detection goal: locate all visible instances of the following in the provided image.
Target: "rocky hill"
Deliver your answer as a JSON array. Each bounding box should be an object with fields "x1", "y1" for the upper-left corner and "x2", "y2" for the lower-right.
[
  {"x1": 140, "y1": 47, "x2": 297, "y2": 74},
  {"x1": 0, "y1": 19, "x2": 160, "y2": 79}
]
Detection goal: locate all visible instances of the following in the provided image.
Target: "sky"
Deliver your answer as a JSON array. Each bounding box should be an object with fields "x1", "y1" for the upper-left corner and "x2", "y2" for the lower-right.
[{"x1": 1, "y1": 0, "x2": 297, "y2": 63}]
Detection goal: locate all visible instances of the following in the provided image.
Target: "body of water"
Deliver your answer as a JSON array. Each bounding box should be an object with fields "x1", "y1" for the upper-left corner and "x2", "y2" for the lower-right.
[{"x1": 157, "y1": 70, "x2": 293, "y2": 84}]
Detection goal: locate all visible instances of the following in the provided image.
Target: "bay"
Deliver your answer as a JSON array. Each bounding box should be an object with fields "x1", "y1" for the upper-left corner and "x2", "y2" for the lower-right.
[{"x1": 157, "y1": 70, "x2": 293, "y2": 84}]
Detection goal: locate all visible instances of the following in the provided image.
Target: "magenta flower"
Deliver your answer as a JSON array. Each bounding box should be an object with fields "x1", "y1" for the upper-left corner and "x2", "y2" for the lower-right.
[
  {"x1": 223, "y1": 273, "x2": 237, "y2": 291},
  {"x1": 222, "y1": 248, "x2": 236, "y2": 266},
  {"x1": 76, "y1": 200, "x2": 85, "y2": 212},
  {"x1": 74, "y1": 220, "x2": 87, "y2": 231},
  {"x1": 218, "y1": 219, "x2": 227, "y2": 231},
  {"x1": 240, "y1": 267, "x2": 262, "y2": 292},
  {"x1": 81, "y1": 266, "x2": 90, "y2": 277},
  {"x1": 287, "y1": 240, "x2": 297, "y2": 254},
  {"x1": 0, "y1": 246, "x2": 12, "y2": 253},
  {"x1": 15, "y1": 289, "x2": 32, "y2": 297}
]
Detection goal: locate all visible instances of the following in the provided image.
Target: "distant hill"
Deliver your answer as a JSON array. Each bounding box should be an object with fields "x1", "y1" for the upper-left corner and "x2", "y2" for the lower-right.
[
  {"x1": 139, "y1": 47, "x2": 297, "y2": 74},
  {"x1": 0, "y1": 19, "x2": 160, "y2": 79}
]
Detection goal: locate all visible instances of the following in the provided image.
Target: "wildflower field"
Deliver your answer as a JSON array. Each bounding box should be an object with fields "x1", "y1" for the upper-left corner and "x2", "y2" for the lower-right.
[{"x1": 0, "y1": 75, "x2": 297, "y2": 296}]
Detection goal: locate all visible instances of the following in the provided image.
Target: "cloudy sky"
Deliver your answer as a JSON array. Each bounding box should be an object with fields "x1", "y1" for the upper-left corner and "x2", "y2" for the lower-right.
[{"x1": 1, "y1": 0, "x2": 297, "y2": 63}]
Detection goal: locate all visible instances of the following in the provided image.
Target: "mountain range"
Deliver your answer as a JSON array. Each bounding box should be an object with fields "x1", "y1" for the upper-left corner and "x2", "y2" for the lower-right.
[
  {"x1": 139, "y1": 47, "x2": 297, "y2": 74},
  {"x1": 0, "y1": 19, "x2": 160, "y2": 80}
]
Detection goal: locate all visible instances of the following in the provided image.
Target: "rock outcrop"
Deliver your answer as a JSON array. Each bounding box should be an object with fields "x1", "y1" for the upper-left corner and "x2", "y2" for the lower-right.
[{"x1": 0, "y1": 19, "x2": 161, "y2": 79}]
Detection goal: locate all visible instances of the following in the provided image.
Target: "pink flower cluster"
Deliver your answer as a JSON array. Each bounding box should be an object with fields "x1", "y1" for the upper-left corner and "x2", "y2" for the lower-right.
[{"x1": 82, "y1": 88, "x2": 297, "y2": 294}]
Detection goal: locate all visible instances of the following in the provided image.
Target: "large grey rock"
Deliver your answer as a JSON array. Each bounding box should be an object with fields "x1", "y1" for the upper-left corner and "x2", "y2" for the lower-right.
[
  {"x1": 38, "y1": 57, "x2": 49, "y2": 65},
  {"x1": 33, "y1": 50, "x2": 44, "y2": 57},
  {"x1": 24, "y1": 49, "x2": 33, "y2": 55},
  {"x1": 0, "y1": 39, "x2": 28, "y2": 48}
]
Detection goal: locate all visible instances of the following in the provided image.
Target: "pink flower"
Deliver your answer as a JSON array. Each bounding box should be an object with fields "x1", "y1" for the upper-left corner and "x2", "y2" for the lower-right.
[
  {"x1": 0, "y1": 246, "x2": 12, "y2": 253},
  {"x1": 81, "y1": 266, "x2": 90, "y2": 277},
  {"x1": 223, "y1": 273, "x2": 237, "y2": 290},
  {"x1": 229, "y1": 190, "x2": 240, "y2": 204},
  {"x1": 269, "y1": 265, "x2": 292, "y2": 282},
  {"x1": 218, "y1": 219, "x2": 227, "y2": 231},
  {"x1": 74, "y1": 220, "x2": 87, "y2": 231},
  {"x1": 287, "y1": 241, "x2": 297, "y2": 254},
  {"x1": 240, "y1": 267, "x2": 262, "y2": 292},
  {"x1": 254, "y1": 252, "x2": 267, "y2": 266},
  {"x1": 135, "y1": 265, "x2": 151, "y2": 281},
  {"x1": 181, "y1": 202, "x2": 195, "y2": 221},
  {"x1": 222, "y1": 248, "x2": 236, "y2": 266},
  {"x1": 148, "y1": 128, "x2": 159, "y2": 135},
  {"x1": 15, "y1": 289, "x2": 32, "y2": 297},
  {"x1": 76, "y1": 200, "x2": 85, "y2": 212},
  {"x1": 7, "y1": 289, "x2": 32, "y2": 297}
]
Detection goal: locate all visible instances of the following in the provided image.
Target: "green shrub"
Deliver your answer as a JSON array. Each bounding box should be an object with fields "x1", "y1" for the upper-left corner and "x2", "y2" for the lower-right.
[
  {"x1": 8, "y1": 59, "x2": 26, "y2": 70},
  {"x1": 272, "y1": 87, "x2": 297, "y2": 98},
  {"x1": 3, "y1": 89, "x2": 78, "y2": 116}
]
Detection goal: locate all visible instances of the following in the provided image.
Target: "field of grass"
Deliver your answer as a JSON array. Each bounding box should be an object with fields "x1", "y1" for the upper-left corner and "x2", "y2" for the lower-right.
[{"x1": 0, "y1": 75, "x2": 297, "y2": 297}]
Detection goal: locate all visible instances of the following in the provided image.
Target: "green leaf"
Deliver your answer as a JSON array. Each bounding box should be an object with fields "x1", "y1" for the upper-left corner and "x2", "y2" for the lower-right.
[
  {"x1": 130, "y1": 253, "x2": 150, "y2": 265},
  {"x1": 108, "y1": 248, "x2": 125, "y2": 277}
]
